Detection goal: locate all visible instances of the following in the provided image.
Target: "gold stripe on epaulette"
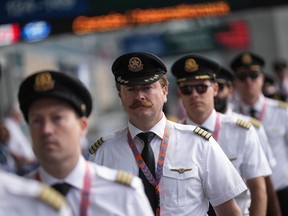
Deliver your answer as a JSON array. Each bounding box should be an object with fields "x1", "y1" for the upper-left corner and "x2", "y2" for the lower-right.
[
  {"x1": 193, "y1": 126, "x2": 212, "y2": 140},
  {"x1": 89, "y1": 137, "x2": 104, "y2": 154},
  {"x1": 249, "y1": 118, "x2": 261, "y2": 128},
  {"x1": 278, "y1": 101, "x2": 288, "y2": 109},
  {"x1": 116, "y1": 171, "x2": 133, "y2": 187},
  {"x1": 38, "y1": 185, "x2": 67, "y2": 210},
  {"x1": 236, "y1": 119, "x2": 251, "y2": 130}
]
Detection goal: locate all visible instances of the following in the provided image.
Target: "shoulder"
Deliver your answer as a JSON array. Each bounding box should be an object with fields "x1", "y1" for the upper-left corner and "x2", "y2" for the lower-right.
[
  {"x1": 90, "y1": 162, "x2": 140, "y2": 189},
  {"x1": 248, "y1": 117, "x2": 261, "y2": 129},
  {"x1": 0, "y1": 171, "x2": 67, "y2": 211},
  {"x1": 172, "y1": 121, "x2": 213, "y2": 141},
  {"x1": 220, "y1": 114, "x2": 251, "y2": 130},
  {"x1": 266, "y1": 97, "x2": 288, "y2": 110},
  {"x1": 89, "y1": 127, "x2": 127, "y2": 154}
]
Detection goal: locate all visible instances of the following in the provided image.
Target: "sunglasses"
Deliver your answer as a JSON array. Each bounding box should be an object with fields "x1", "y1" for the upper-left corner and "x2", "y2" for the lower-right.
[
  {"x1": 179, "y1": 83, "x2": 212, "y2": 95},
  {"x1": 236, "y1": 72, "x2": 261, "y2": 81}
]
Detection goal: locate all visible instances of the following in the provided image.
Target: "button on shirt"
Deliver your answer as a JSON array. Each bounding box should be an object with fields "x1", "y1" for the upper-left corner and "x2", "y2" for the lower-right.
[
  {"x1": 233, "y1": 94, "x2": 288, "y2": 190},
  {"x1": 28, "y1": 156, "x2": 153, "y2": 216},
  {"x1": 89, "y1": 115, "x2": 247, "y2": 216},
  {"x1": 185, "y1": 110, "x2": 272, "y2": 215}
]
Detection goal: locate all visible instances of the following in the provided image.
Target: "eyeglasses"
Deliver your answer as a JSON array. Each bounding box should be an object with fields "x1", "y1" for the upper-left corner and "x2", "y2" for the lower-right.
[
  {"x1": 218, "y1": 83, "x2": 225, "y2": 92},
  {"x1": 236, "y1": 72, "x2": 261, "y2": 81},
  {"x1": 179, "y1": 83, "x2": 212, "y2": 95}
]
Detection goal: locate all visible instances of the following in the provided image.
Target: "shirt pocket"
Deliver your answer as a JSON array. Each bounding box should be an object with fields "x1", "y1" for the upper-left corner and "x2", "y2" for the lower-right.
[{"x1": 162, "y1": 165, "x2": 198, "y2": 207}]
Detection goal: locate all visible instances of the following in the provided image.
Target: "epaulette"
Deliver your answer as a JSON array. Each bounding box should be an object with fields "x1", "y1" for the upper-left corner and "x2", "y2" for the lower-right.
[
  {"x1": 116, "y1": 170, "x2": 133, "y2": 187},
  {"x1": 249, "y1": 118, "x2": 261, "y2": 129},
  {"x1": 38, "y1": 185, "x2": 67, "y2": 210},
  {"x1": 193, "y1": 126, "x2": 212, "y2": 140},
  {"x1": 278, "y1": 101, "x2": 288, "y2": 109},
  {"x1": 89, "y1": 137, "x2": 104, "y2": 154},
  {"x1": 236, "y1": 119, "x2": 251, "y2": 130}
]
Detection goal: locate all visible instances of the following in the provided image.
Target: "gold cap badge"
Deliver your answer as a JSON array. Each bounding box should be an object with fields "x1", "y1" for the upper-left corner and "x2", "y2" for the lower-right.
[
  {"x1": 34, "y1": 72, "x2": 55, "y2": 91},
  {"x1": 128, "y1": 57, "x2": 144, "y2": 72},
  {"x1": 242, "y1": 53, "x2": 252, "y2": 64},
  {"x1": 185, "y1": 58, "x2": 199, "y2": 72}
]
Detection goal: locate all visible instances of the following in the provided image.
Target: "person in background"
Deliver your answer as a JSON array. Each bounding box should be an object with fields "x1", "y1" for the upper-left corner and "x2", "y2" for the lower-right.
[
  {"x1": 231, "y1": 51, "x2": 288, "y2": 215},
  {"x1": 18, "y1": 70, "x2": 153, "y2": 216},
  {"x1": 89, "y1": 52, "x2": 247, "y2": 216},
  {"x1": 0, "y1": 123, "x2": 16, "y2": 172},
  {"x1": 3, "y1": 105, "x2": 38, "y2": 175},
  {"x1": 272, "y1": 58, "x2": 288, "y2": 101},
  {"x1": 214, "y1": 66, "x2": 281, "y2": 216},
  {"x1": 171, "y1": 54, "x2": 271, "y2": 216}
]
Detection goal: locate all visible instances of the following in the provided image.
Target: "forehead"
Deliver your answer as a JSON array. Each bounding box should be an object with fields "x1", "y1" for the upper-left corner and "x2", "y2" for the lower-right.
[
  {"x1": 121, "y1": 81, "x2": 160, "y2": 88},
  {"x1": 29, "y1": 98, "x2": 73, "y2": 113},
  {"x1": 178, "y1": 79, "x2": 211, "y2": 86}
]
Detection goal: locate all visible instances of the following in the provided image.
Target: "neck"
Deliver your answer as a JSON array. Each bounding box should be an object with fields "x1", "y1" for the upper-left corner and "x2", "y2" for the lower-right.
[
  {"x1": 187, "y1": 109, "x2": 213, "y2": 125},
  {"x1": 242, "y1": 94, "x2": 259, "y2": 106},
  {"x1": 130, "y1": 112, "x2": 163, "y2": 132},
  {"x1": 41, "y1": 154, "x2": 80, "y2": 179}
]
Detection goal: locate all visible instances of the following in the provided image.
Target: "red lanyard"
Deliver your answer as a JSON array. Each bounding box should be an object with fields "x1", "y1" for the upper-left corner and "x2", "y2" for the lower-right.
[
  {"x1": 213, "y1": 113, "x2": 221, "y2": 141},
  {"x1": 35, "y1": 161, "x2": 92, "y2": 216},
  {"x1": 127, "y1": 122, "x2": 171, "y2": 191},
  {"x1": 239, "y1": 98, "x2": 267, "y2": 122}
]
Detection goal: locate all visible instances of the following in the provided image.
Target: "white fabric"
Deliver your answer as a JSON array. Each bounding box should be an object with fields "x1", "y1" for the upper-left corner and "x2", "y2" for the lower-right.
[
  {"x1": 89, "y1": 115, "x2": 247, "y2": 216},
  {"x1": 186, "y1": 110, "x2": 271, "y2": 214},
  {"x1": 0, "y1": 170, "x2": 71, "y2": 216},
  {"x1": 233, "y1": 95, "x2": 288, "y2": 190},
  {"x1": 29, "y1": 156, "x2": 153, "y2": 216}
]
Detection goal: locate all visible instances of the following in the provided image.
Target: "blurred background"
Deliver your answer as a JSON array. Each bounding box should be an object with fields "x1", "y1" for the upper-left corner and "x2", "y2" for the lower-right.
[{"x1": 1, "y1": 0, "x2": 288, "y2": 145}]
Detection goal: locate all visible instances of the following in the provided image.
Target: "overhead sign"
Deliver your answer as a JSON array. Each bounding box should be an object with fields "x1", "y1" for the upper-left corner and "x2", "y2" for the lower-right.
[{"x1": 0, "y1": 0, "x2": 88, "y2": 24}]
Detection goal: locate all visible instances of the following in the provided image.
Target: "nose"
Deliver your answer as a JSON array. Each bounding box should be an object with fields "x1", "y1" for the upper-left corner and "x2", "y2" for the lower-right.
[
  {"x1": 42, "y1": 119, "x2": 54, "y2": 134},
  {"x1": 135, "y1": 89, "x2": 146, "y2": 100}
]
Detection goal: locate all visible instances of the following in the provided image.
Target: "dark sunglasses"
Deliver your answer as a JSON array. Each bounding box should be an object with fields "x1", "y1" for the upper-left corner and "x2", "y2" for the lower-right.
[
  {"x1": 179, "y1": 83, "x2": 212, "y2": 95},
  {"x1": 236, "y1": 72, "x2": 261, "y2": 81}
]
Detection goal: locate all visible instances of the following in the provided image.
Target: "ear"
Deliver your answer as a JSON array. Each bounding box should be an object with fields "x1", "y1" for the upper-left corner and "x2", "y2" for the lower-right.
[
  {"x1": 79, "y1": 117, "x2": 88, "y2": 136},
  {"x1": 163, "y1": 85, "x2": 169, "y2": 103},
  {"x1": 213, "y1": 82, "x2": 219, "y2": 97}
]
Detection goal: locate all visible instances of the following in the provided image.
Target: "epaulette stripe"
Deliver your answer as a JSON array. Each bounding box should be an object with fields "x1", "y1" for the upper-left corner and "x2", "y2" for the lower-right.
[
  {"x1": 89, "y1": 137, "x2": 104, "y2": 154},
  {"x1": 249, "y1": 118, "x2": 261, "y2": 128},
  {"x1": 116, "y1": 171, "x2": 133, "y2": 186},
  {"x1": 236, "y1": 119, "x2": 251, "y2": 130},
  {"x1": 278, "y1": 101, "x2": 288, "y2": 109},
  {"x1": 193, "y1": 126, "x2": 212, "y2": 140},
  {"x1": 38, "y1": 186, "x2": 67, "y2": 210}
]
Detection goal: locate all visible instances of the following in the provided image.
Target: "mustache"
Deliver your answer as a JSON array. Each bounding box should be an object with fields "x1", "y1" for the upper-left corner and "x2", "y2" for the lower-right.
[{"x1": 129, "y1": 99, "x2": 153, "y2": 109}]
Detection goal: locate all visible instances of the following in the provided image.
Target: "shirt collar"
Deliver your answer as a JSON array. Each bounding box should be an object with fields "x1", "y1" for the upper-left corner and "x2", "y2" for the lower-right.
[
  {"x1": 186, "y1": 109, "x2": 216, "y2": 132},
  {"x1": 39, "y1": 156, "x2": 86, "y2": 190},
  {"x1": 128, "y1": 113, "x2": 167, "y2": 140},
  {"x1": 240, "y1": 94, "x2": 264, "y2": 113}
]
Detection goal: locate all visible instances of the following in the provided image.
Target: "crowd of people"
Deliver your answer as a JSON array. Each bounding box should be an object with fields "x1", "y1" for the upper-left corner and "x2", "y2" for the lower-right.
[{"x1": 1, "y1": 50, "x2": 288, "y2": 216}]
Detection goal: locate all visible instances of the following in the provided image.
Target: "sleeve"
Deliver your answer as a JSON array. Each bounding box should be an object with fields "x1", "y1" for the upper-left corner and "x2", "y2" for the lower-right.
[
  {"x1": 241, "y1": 127, "x2": 272, "y2": 180},
  {"x1": 203, "y1": 137, "x2": 247, "y2": 206}
]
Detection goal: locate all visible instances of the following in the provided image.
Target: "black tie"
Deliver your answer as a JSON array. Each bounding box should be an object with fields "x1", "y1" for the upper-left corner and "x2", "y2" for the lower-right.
[
  {"x1": 137, "y1": 132, "x2": 158, "y2": 215},
  {"x1": 52, "y1": 183, "x2": 71, "y2": 196},
  {"x1": 249, "y1": 107, "x2": 257, "y2": 118}
]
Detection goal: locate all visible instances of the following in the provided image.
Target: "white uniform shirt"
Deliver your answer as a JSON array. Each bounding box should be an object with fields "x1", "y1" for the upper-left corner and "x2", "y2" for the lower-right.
[
  {"x1": 28, "y1": 156, "x2": 153, "y2": 216},
  {"x1": 0, "y1": 170, "x2": 71, "y2": 216},
  {"x1": 233, "y1": 94, "x2": 288, "y2": 190},
  {"x1": 89, "y1": 115, "x2": 247, "y2": 216},
  {"x1": 184, "y1": 110, "x2": 271, "y2": 215},
  {"x1": 225, "y1": 107, "x2": 276, "y2": 168}
]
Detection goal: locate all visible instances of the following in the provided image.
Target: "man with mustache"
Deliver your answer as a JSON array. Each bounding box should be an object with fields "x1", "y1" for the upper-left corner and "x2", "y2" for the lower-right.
[
  {"x1": 89, "y1": 52, "x2": 247, "y2": 216},
  {"x1": 17, "y1": 70, "x2": 154, "y2": 216},
  {"x1": 170, "y1": 54, "x2": 271, "y2": 216}
]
